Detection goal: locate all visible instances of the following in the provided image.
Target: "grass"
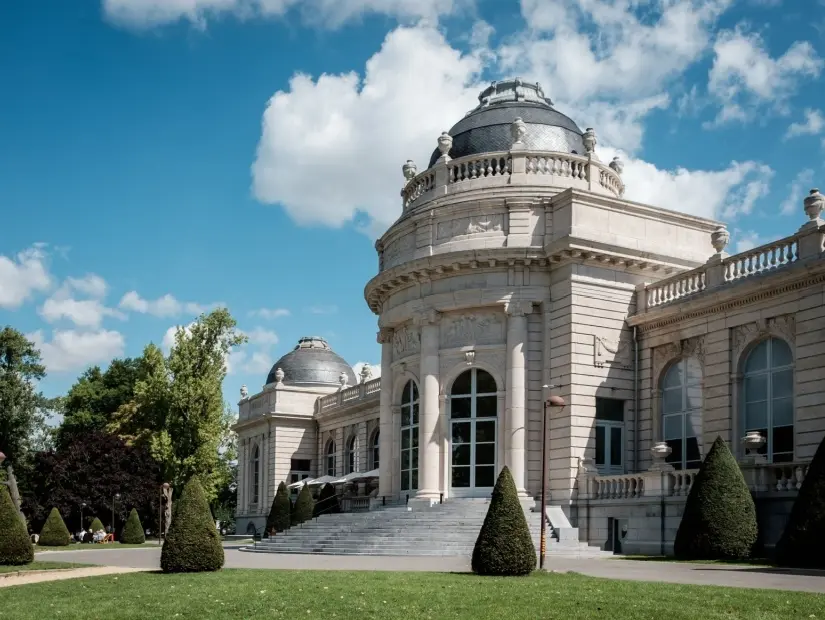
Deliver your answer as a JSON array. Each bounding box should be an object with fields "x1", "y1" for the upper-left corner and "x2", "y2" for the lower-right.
[
  {"x1": 0, "y1": 561, "x2": 91, "y2": 574},
  {"x1": 0, "y1": 569, "x2": 822, "y2": 619},
  {"x1": 617, "y1": 555, "x2": 773, "y2": 567},
  {"x1": 36, "y1": 543, "x2": 156, "y2": 552}
]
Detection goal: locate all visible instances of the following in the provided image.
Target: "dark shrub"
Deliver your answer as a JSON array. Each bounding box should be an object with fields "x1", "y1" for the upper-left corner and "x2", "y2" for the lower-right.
[
  {"x1": 90, "y1": 517, "x2": 104, "y2": 532},
  {"x1": 121, "y1": 508, "x2": 145, "y2": 544},
  {"x1": 674, "y1": 436, "x2": 758, "y2": 560},
  {"x1": 775, "y1": 433, "x2": 825, "y2": 567},
  {"x1": 314, "y1": 483, "x2": 339, "y2": 518},
  {"x1": 0, "y1": 486, "x2": 33, "y2": 565},
  {"x1": 291, "y1": 484, "x2": 314, "y2": 526},
  {"x1": 39, "y1": 508, "x2": 72, "y2": 547},
  {"x1": 471, "y1": 466, "x2": 536, "y2": 576},
  {"x1": 267, "y1": 482, "x2": 292, "y2": 534},
  {"x1": 160, "y1": 478, "x2": 224, "y2": 573}
]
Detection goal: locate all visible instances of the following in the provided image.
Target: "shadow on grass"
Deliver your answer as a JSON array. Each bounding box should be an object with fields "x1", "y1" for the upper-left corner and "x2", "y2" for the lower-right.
[{"x1": 616, "y1": 555, "x2": 772, "y2": 567}]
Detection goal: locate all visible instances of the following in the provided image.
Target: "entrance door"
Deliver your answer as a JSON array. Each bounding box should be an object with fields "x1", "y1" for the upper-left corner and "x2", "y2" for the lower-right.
[{"x1": 449, "y1": 368, "x2": 498, "y2": 497}]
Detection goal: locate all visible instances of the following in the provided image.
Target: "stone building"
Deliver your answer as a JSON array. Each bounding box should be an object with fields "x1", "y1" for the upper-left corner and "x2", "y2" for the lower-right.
[{"x1": 234, "y1": 78, "x2": 824, "y2": 555}]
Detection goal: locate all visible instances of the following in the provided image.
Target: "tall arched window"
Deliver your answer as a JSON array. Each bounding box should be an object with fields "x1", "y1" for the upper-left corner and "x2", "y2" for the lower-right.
[
  {"x1": 369, "y1": 429, "x2": 380, "y2": 471},
  {"x1": 661, "y1": 358, "x2": 702, "y2": 470},
  {"x1": 450, "y1": 368, "x2": 498, "y2": 493},
  {"x1": 251, "y1": 444, "x2": 260, "y2": 504},
  {"x1": 346, "y1": 435, "x2": 358, "y2": 474},
  {"x1": 400, "y1": 380, "x2": 419, "y2": 492},
  {"x1": 743, "y1": 337, "x2": 794, "y2": 463},
  {"x1": 325, "y1": 440, "x2": 336, "y2": 476}
]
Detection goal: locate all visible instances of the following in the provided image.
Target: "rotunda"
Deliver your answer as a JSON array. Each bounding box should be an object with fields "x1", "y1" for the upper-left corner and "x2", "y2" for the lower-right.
[{"x1": 265, "y1": 336, "x2": 356, "y2": 387}]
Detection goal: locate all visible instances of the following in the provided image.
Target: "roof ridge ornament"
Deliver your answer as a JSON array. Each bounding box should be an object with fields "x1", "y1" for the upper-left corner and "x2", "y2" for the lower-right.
[{"x1": 472, "y1": 78, "x2": 554, "y2": 114}]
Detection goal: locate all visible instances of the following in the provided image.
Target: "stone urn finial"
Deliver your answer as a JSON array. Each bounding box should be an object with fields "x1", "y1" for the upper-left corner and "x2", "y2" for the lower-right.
[
  {"x1": 359, "y1": 363, "x2": 372, "y2": 382},
  {"x1": 274, "y1": 367, "x2": 285, "y2": 385},
  {"x1": 609, "y1": 156, "x2": 624, "y2": 175},
  {"x1": 803, "y1": 188, "x2": 824, "y2": 222},
  {"x1": 583, "y1": 127, "x2": 597, "y2": 154},
  {"x1": 402, "y1": 160, "x2": 417, "y2": 184},
  {"x1": 338, "y1": 371, "x2": 349, "y2": 389},
  {"x1": 711, "y1": 226, "x2": 730, "y2": 254},
  {"x1": 510, "y1": 117, "x2": 527, "y2": 146},
  {"x1": 437, "y1": 132, "x2": 453, "y2": 160},
  {"x1": 742, "y1": 431, "x2": 766, "y2": 463},
  {"x1": 649, "y1": 441, "x2": 674, "y2": 472},
  {"x1": 240, "y1": 384, "x2": 248, "y2": 399}
]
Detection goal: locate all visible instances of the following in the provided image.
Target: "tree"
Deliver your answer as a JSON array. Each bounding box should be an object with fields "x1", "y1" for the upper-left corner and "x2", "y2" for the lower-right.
[
  {"x1": 121, "y1": 508, "x2": 145, "y2": 544},
  {"x1": 775, "y1": 434, "x2": 825, "y2": 567},
  {"x1": 39, "y1": 508, "x2": 71, "y2": 546},
  {"x1": 291, "y1": 484, "x2": 314, "y2": 526},
  {"x1": 0, "y1": 486, "x2": 33, "y2": 565},
  {"x1": 674, "y1": 436, "x2": 758, "y2": 560},
  {"x1": 267, "y1": 482, "x2": 291, "y2": 534},
  {"x1": 314, "y1": 483, "x2": 339, "y2": 517},
  {"x1": 160, "y1": 478, "x2": 224, "y2": 573},
  {"x1": 90, "y1": 517, "x2": 104, "y2": 532},
  {"x1": 471, "y1": 466, "x2": 536, "y2": 576}
]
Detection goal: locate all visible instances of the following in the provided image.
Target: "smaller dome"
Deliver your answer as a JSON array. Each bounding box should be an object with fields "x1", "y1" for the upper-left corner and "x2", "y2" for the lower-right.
[{"x1": 266, "y1": 337, "x2": 356, "y2": 387}]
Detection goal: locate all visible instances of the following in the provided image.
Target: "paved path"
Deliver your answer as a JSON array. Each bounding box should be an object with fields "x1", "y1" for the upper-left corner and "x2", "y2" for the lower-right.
[
  {"x1": 0, "y1": 566, "x2": 146, "y2": 588},
  {"x1": 33, "y1": 548, "x2": 825, "y2": 594}
]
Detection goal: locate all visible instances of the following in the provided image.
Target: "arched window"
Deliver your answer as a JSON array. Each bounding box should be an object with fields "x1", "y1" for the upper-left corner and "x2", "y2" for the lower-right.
[
  {"x1": 251, "y1": 444, "x2": 260, "y2": 504},
  {"x1": 346, "y1": 435, "x2": 358, "y2": 474},
  {"x1": 325, "y1": 440, "x2": 336, "y2": 476},
  {"x1": 743, "y1": 338, "x2": 794, "y2": 463},
  {"x1": 369, "y1": 429, "x2": 380, "y2": 471},
  {"x1": 400, "y1": 380, "x2": 419, "y2": 492},
  {"x1": 450, "y1": 368, "x2": 498, "y2": 492},
  {"x1": 661, "y1": 358, "x2": 702, "y2": 470}
]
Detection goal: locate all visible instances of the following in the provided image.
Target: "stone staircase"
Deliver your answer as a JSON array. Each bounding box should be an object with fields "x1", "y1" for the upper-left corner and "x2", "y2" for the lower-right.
[{"x1": 244, "y1": 499, "x2": 612, "y2": 558}]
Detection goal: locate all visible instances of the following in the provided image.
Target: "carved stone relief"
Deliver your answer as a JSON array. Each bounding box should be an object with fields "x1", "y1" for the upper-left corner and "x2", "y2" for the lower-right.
[
  {"x1": 440, "y1": 312, "x2": 505, "y2": 348},
  {"x1": 594, "y1": 335, "x2": 633, "y2": 368},
  {"x1": 436, "y1": 214, "x2": 504, "y2": 240},
  {"x1": 651, "y1": 335, "x2": 706, "y2": 385},
  {"x1": 383, "y1": 233, "x2": 415, "y2": 269},
  {"x1": 732, "y1": 315, "x2": 796, "y2": 367},
  {"x1": 393, "y1": 324, "x2": 420, "y2": 359}
]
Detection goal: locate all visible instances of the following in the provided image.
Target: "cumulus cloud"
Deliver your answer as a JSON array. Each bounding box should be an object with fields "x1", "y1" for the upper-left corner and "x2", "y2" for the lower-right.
[
  {"x1": 307, "y1": 305, "x2": 339, "y2": 315},
  {"x1": 249, "y1": 307, "x2": 290, "y2": 319},
  {"x1": 0, "y1": 244, "x2": 52, "y2": 309},
  {"x1": 38, "y1": 274, "x2": 125, "y2": 328},
  {"x1": 732, "y1": 229, "x2": 765, "y2": 253},
  {"x1": 780, "y1": 169, "x2": 815, "y2": 215},
  {"x1": 242, "y1": 327, "x2": 279, "y2": 347},
  {"x1": 119, "y1": 291, "x2": 221, "y2": 318},
  {"x1": 785, "y1": 109, "x2": 825, "y2": 139},
  {"x1": 29, "y1": 328, "x2": 126, "y2": 373}
]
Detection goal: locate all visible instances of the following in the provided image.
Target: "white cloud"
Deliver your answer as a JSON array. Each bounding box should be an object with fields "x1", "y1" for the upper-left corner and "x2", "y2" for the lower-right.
[
  {"x1": 780, "y1": 169, "x2": 815, "y2": 215},
  {"x1": 708, "y1": 27, "x2": 823, "y2": 125},
  {"x1": 732, "y1": 230, "x2": 765, "y2": 253},
  {"x1": 0, "y1": 244, "x2": 52, "y2": 309},
  {"x1": 307, "y1": 305, "x2": 339, "y2": 315},
  {"x1": 161, "y1": 322, "x2": 195, "y2": 352},
  {"x1": 249, "y1": 307, "x2": 290, "y2": 319},
  {"x1": 29, "y1": 329, "x2": 126, "y2": 373},
  {"x1": 785, "y1": 109, "x2": 825, "y2": 139},
  {"x1": 38, "y1": 274, "x2": 124, "y2": 328},
  {"x1": 243, "y1": 327, "x2": 279, "y2": 348},
  {"x1": 229, "y1": 350, "x2": 274, "y2": 376},
  {"x1": 119, "y1": 291, "x2": 220, "y2": 318},
  {"x1": 353, "y1": 361, "x2": 381, "y2": 382},
  {"x1": 66, "y1": 274, "x2": 108, "y2": 298}
]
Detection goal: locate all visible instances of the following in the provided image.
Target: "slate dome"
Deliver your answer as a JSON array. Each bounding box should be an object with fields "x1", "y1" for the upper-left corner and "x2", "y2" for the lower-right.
[
  {"x1": 265, "y1": 337, "x2": 356, "y2": 387},
  {"x1": 427, "y1": 78, "x2": 585, "y2": 168}
]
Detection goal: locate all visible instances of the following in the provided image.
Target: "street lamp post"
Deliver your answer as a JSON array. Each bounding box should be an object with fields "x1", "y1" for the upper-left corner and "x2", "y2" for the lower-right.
[
  {"x1": 80, "y1": 502, "x2": 87, "y2": 531},
  {"x1": 112, "y1": 493, "x2": 121, "y2": 538},
  {"x1": 540, "y1": 386, "x2": 566, "y2": 571}
]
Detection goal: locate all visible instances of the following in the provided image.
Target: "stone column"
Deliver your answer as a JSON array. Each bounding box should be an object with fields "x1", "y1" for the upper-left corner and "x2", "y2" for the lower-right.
[
  {"x1": 505, "y1": 300, "x2": 532, "y2": 497},
  {"x1": 412, "y1": 308, "x2": 441, "y2": 507},
  {"x1": 377, "y1": 329, "x2": 394, "y2": 499},
  {"x1": 237, "y1": 439, "x2": 247, "y2": 516}
]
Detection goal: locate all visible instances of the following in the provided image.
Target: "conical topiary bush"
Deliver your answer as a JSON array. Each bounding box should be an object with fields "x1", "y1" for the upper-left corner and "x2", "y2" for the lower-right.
[
  {"x1": 471, "y1": 466, "x2": 536, "y2": 576},
  {"x1": 0, "y1": 486, "x2": 33, "y2": 565},
  {"x1": 121, "y1": 508, "x2": 146, "y2": 544},
  {"x1": 160, "y1": 478, "x2": 224, "y2": 573},
  {"x1": 291, "y1": 484, "x2": 314, "y2": 526},
  {"x1": 314, "y1": 483, "x2": 339, "y2": 517},
  {"x1": 674, "y1": 436, "x2": 758, "y2": 560},
  {"x1": 90, "y1": 517, "x2": 104, "y2": 532},
  {"x1": 39, "y1": 508, "x2": 72, "y2": 547},
  {"x1": 775, "y1": 433, "x2": 825, "y2": 567},
  {"x1": 267, "y1": 482, "x2": 292, "y2": 534}
]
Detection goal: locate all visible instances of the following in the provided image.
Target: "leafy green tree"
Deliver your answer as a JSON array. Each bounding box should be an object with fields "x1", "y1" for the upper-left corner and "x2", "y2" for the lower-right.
[
  {"x1": 39, "y1": 508, "x2": 71, "y2": 546},
  {"x1": 160, "y1": 478, "x2": 224, "y2": 573},
  {"x1": 90, "y1": 517, "x2": 104, "y2": 532},
  {"x1": 0, "y1": 486, "x2": 33, "y2": 565},
  {"x1": 291, "y1": 484, "x2": 314, "y2": 526},
  {"x1": 471, "y1": 466, "x2": 536, "y2": 576},
  {"x1": 121, "y1": 508, "x2": 145, "y2": 544},
  {"x1": 775, "y1": 434, "x2": 825, "y2": 567},
  {"x1": 674, "y1": 436, "x2": 758, "y2": 560},
  {"x1": 267, "y1": 482, "x2": 291, "y2": 534}
]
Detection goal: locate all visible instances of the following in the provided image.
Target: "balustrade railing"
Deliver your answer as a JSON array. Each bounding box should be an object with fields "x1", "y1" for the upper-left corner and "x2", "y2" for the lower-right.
[
  {"x1": 448, "y1": 154, "x2": 510, "y2": 183},
  {"x1": 646, "y1": 267, "x2": 707, "y2": 309},
  {"x1": 401, "y1": 171, "x2": 435, "y2": 209},
  {"x1": 591, "y1": 474, "x2": 645, "y2": 499},
  {"x1": 525, "y1": 153, "x2": 586, "y2": 179},
  {"x1": 723, "y1": 235, "x2": 798, "y2": 282},
  {"x1": 584, "y1": 469, "x2": 698, "y2": 501},
  {"x1": 742, "y1": 462, "x2": 808, "y2": 492},
  {"x1": 317, "y1": 378, "x2": 382, "y2": 414},
  {"x1": 668, "y1": 470, "x2": 695, "y2": 497}
]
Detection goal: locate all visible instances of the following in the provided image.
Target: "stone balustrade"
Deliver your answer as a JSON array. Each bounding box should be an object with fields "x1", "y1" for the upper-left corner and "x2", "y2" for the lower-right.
[
  {"x1": 581, "y1": 469, "x2": 698, "y2": 501},
  {"x1": 646, "y1": 267, "x2": 706, "y2": 309},
  {"x1": 590, "y1": 474, "x2": 645, "y2": 499},
  {"x1": 723, "y1": 236, "x2": 798, "y2": 282},
  {"x1": 317, "y1": 378, "x2": 381, "y2": 414},
  {"x1": 741, "y1": 461, "x2": 809, "y2": 493}
]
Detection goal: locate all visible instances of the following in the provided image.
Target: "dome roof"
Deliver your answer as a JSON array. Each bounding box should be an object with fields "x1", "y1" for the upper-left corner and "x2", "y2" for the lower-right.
[
  {"x1": 265, "y1": 337, "x2": 356, "y2": 387},
  {"x1": 428, "y1": 78, "x2": 585, "y2": 168}
]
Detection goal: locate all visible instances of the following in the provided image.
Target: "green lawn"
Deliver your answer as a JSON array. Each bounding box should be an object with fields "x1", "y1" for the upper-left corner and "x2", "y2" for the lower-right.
[
  {"x1": 36, "y1": 543, "x2": 157, "y2": 552},
  {"x1": 617, "y1": 555, "x2": 773, "y2": 567},
  {"x1": 0, "y1": 561, "x2": 90, "y2": 574},
  {"x1": 0, "y1": 569, "x2": 823, "y2": 619}
]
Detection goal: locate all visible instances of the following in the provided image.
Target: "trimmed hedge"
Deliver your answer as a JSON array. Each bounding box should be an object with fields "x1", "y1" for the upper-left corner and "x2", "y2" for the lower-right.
[
  {"x1": 775, "y1": 432, "x2": 825, "y2": 568},
  {"x1": 121, "y1": 508, "x2": 145, "y2": 544},
  {"x1": 90, "y1": 517, "x2": 104, "y2": 532},
  {"x1": 291, "y1": 484, "x2": 314, "y2": 526},
  {"x1": 471, "y1": 466, "x2": 536, "y2": 576},
  {"x1": 267, "y1": 482, "x2": 291, "y2": 534},
  {"x1": 314, "y1": 483, "x2": 339, "y2": 518},
  {"x1": 160, "y1": 478, "x2": 224, "y2": 573},
  {"x1": 674, "y1": 436, "x2": 758, "y2": 560},
  {"x1": 39, "y1": 508, "x2": 72, "y2": 547},
  {"x1": 0, "y1": 486, "x2": 33, "y2": 565}
]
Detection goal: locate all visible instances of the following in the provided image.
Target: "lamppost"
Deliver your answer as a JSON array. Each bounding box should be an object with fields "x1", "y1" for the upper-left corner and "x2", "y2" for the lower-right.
[
  {"x1": 80, "y1": 502, "x2": 87, "y2": 531},
  {"x1": 540, "y1": 386, "x2": 566, "y2": 570},
  {"x1": 112, "y1": 493, "x2": 121, "y2": 538}
]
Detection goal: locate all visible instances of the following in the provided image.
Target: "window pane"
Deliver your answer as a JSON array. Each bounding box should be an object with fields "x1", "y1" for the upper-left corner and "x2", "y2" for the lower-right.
[
  {"x1": 401, "y1": 406, "x2": 410, "y2": 427},
  {"x1": 401, "y1": 474, "x2": 409, "y2": 491},
  {"x1": 452, "y1": 466, "x2": 470, "y2": 487},
  {"x1": 451, "y1": 397, "x2": 471, "y2": 419},
  {"x1": 402, "y1": 380, "x2": 413, "y2": 405},
  {"x1": 773, "y1": 425, "x2": 794, "y2": 461},
  {"x1": 744, "y1": 375, "x2": 768, "y2": 403},
  {"x1": 476, "y1": 420, "x2": 496, "y2": 443},
  {"x1": 476, "y1": 396, "x2": 498, "y2": 418},
  {"x1": 772, "y1": 369, "x2": 793, "y2": 399},
  {"x1": 411, "y1": 448, "x2": 418, "y2": 467},
  {"x1": 451, "y1": 371, "x2": 472, "y2": 396},
  {"x1": 610, "y1": 426, "x2": 623, "y2": 467},
  {"x1": 476, "y1": 443, "x2": 495, "y2": 465},
  {"x1": 475, "y1": 466, "x2": 495, "y2": 488},
  {"x1": 401, "y1": 429, "x2": 411, "y2": 450},
  {"x1": 745, "y1": 341, "x2": 769, "y2": 373},
  {"x1": 476, "y1": 370, "x2": 497, "y2": 394},
  {"x1": 401, "y1": 450, "x2": 410, "y2": 470},
  {"x1": 412, "y1": 430, "x2": 418, "y2": 448},
  {"x1": 452, "y1": 422, "x2": 471, "y2": 444},
  {"x1": 412, "y1": 403, "x2": 419, "y2": 425},
  {"x1": 412, "y1": 382, "x2": 419, "y2": 402},
  {"x1": 771, "y1": 339, "x2": 793, "y2": 368},
  {"x1": 685, "y1": 358, "x2": 702, "y2": 386},
  {"x1": 685, "y1": 384, "x2": 702, "y2": 411},
  {"x1": 772, "y1": 397, "x2": 793, "y2": 428},
  {"x1": 685, "y1": 437, "x2": 701, "y2": 469},
  {"x1": 662, "y1": 388, "x2": 683, "y2": 414},
  {"x1": 596, "y1": 398, "x2": 624, "y2": 422},
  {"x1": 595, "y1": 426, "x2": 606, "y2": 466},
  {"x1": 686, "y1": 411, "x2": 701, "y2": 440},
  {"x1": 452, "y1": 444, "x2": 471, "y2": 466},
  {"x1": 663, "y1": 363, "x2": 683, "y2": 389},
  {"x1": 411, "y1": 469, "x2": 418, "y2": 490},
  {"x1": 666, "y1": 439, "x2": 683, "y2": 470},
  {"x1": 663, "y1": 414, "x2": 682, "y2": 440},
  {"x1": 745, "y1": 401, "x2": 768, "y2": 430}
]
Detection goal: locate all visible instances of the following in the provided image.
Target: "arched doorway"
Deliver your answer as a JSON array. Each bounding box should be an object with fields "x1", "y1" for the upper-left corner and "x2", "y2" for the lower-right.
[{"x1": 449, "y1": 368, "x2": 498, "y2": 497}]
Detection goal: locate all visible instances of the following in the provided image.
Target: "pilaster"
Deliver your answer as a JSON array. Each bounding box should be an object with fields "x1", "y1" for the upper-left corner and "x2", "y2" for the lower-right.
[
  {"x1": 505, "y1": 299, "x2": 532, "y2": 496},
  {"x1": 411, "y1": 308, "x2": 442, "y2": 508},
  {"x1": 377, "y1": 328, "x2": 394, "y2": 498}
]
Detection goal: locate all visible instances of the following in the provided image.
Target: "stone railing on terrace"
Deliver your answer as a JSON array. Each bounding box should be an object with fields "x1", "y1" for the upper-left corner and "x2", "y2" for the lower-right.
[
  {"x1": 317, "y1": 378, "x2": 381, "y2": 414},
  {"x1": 582, "y1": 469, "x2": 697, "y2": 501},
  {"x1": 741, "y1": 461, "x2": 809, "y2": 493}
]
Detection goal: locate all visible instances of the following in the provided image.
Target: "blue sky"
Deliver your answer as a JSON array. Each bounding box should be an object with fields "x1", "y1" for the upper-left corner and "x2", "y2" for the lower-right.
[{"x1": 1, "y1": 0, "x2": 824, "y2": 407}]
